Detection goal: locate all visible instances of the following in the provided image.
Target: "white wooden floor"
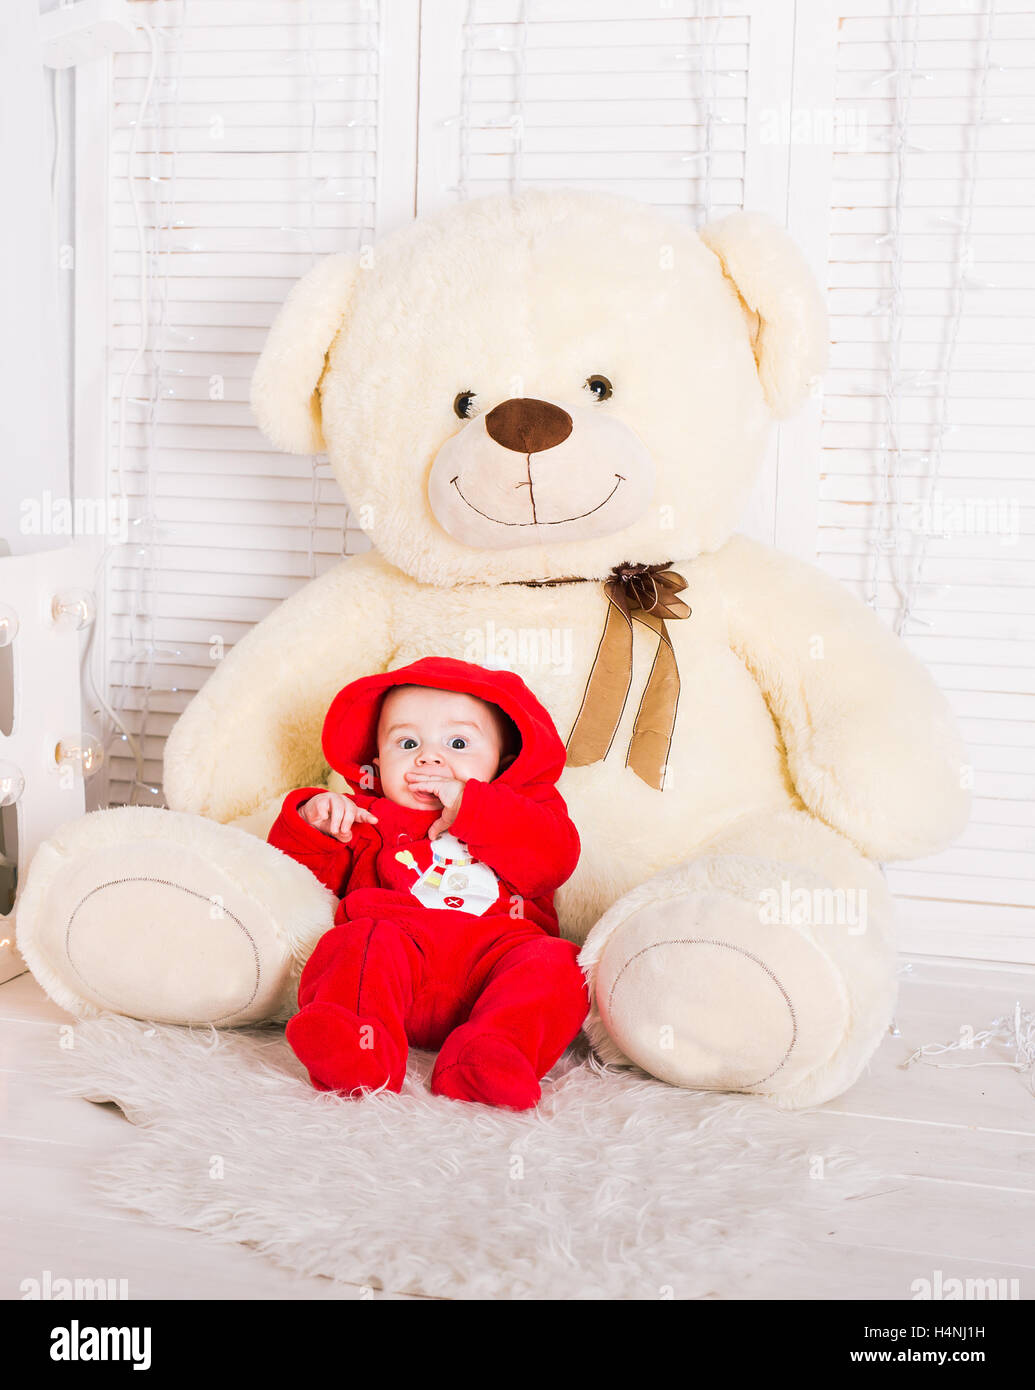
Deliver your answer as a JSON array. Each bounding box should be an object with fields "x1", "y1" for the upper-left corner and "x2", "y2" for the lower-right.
[{"x1": 3, "y1": 956, "x2": 1034, "y2": 1301}]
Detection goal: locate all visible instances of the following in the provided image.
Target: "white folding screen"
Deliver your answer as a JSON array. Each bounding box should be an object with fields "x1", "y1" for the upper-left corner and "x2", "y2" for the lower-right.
[
  {"x1": 416, "y1": 0, "x2": 776, "y2": 219},
  {"x1": 72, "y1": 0, "x2": 1033, "y2": 962},
  {"x1": 792, "y1": 0, "x2": 1034, "y2": 961},
  {"x1": 83, "y1": 0, "x2": 418, "y2": 809}
]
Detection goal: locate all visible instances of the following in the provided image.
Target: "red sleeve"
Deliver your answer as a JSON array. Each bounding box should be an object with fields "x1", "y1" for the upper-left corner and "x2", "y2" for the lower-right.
[
  {"x1": 267, "y1": 787, "x2": 355, "y2": 897},
  {"x1": 447, "y1": 780, "x2": 580, "y2": 899}
]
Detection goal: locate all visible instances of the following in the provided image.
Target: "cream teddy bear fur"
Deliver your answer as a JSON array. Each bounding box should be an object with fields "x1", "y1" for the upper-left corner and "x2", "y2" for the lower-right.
[{"x1": 17, "y1": 191, "x2": 969, "y2": 1108}]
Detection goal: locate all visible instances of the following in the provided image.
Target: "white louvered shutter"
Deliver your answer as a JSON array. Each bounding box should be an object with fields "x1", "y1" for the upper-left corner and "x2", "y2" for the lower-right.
[
  {"x1": 800, "y1": 0, "x2": 1035, "y2": 960},
  {"x1": 97, "y1": 0, "x2": 418, "y2": 808}
]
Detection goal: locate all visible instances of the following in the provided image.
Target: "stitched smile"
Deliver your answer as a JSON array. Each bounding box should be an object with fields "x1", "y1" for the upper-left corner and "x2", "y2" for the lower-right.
[{"x1": 449, "y1": 473, "x2": 624, "y2": 527}]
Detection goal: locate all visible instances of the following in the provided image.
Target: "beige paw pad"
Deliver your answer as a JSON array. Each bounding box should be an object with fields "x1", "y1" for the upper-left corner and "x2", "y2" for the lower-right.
[
  {"x1": 24, "y1": 839, "x2": 292, "y2": 1026},
  {"x1": 596, "y1": 891, "x2": 849, "y2": 1093}
]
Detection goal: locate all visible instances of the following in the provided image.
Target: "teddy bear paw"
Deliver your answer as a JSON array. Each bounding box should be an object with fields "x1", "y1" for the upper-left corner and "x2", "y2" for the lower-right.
[
  {"x1": 15, "y1": 807, "x2": 337, "y2": 1027},
  {"x1": 592, "y1": 888, "x2": 852, "y2": 1102}
]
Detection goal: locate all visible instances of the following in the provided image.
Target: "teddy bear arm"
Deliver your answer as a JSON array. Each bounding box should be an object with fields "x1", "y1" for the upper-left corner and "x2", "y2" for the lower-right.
[
  {"x1": 711, "y1": 535, "x2": 971, "y2": 861},
  {"x1": 162, "y1": 555, "x2": 401, "y2": 824}
]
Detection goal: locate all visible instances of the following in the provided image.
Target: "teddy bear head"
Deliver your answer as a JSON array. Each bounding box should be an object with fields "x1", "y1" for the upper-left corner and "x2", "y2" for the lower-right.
[{"x1": 251, "y1": 190, "x2": 826, "y2": 586}]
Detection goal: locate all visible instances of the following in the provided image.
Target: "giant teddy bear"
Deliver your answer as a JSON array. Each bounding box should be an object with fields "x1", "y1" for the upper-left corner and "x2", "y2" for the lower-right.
[{"x1": 17, "y1": 190, "x2": 969, "y2": 1109}]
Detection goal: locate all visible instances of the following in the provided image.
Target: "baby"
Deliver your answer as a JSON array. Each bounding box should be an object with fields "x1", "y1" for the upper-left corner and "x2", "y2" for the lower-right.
[{"x1": 267, "y1": 656, "x2": 587, "y2": 1111}]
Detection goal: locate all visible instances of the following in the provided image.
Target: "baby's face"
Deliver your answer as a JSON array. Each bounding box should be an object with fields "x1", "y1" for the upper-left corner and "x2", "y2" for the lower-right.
[{"x1": 373, "y1": 686, "x2": 507, "y2": 810}]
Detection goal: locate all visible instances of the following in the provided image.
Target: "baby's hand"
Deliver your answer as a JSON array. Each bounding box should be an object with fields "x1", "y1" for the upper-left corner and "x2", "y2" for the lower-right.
[
  {"x1": 406, "y1": 773, "x2": 466, "y2": 841},
  {"x1": 299, "y1": 792, "x2": 378, "y2": 843}
]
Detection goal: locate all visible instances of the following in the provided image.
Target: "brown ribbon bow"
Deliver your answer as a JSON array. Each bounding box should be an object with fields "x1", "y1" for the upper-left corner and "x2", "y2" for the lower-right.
[{"x1": 565, "y1": 561, "x2": 691, "y2": 790}]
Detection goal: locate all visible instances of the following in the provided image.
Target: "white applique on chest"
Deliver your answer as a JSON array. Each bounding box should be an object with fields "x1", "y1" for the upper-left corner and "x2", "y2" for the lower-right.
[{"x1": 394, "y1": 832, "x2": 500, "y2": 916}]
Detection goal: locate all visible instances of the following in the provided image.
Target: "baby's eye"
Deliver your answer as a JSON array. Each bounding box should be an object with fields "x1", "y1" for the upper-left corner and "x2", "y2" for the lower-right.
[
  {"x1": 400, "y1": 737, "x2": 418, "y2": 750},
  {"x1": 448, "y1": 737, "x2": 468, "y2": 750}
]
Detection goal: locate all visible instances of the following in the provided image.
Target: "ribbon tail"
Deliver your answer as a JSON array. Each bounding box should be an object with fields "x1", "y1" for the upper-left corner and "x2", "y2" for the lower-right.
[
  {"x1": 565, "y1": 587, "x2": 634, "y2": 769},
  {"x1": 625, "y1": 611, "x2": 680, "y2": 791}
]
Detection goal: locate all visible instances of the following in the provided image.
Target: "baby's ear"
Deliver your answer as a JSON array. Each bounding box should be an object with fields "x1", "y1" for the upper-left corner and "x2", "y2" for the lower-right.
[{"x1": 497, "y1": 750, "x2": 518, "y2": 773}]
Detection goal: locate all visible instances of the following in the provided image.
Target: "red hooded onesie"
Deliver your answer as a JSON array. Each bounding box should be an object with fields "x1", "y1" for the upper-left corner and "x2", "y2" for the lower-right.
[{"x1": 267, "y1": 657, "x2": 588, "y2": 1110}]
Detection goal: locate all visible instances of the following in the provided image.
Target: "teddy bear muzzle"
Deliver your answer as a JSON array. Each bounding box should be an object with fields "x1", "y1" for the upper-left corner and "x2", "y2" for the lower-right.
[{"x1": 427, "y1": 394, "x2": 656, "y2": 549}]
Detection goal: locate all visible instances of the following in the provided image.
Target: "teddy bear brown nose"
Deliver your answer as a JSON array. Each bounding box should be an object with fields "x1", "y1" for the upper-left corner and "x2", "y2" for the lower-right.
[{"x1": 484, "y1": 398, "x2": 573, "y2": 454}]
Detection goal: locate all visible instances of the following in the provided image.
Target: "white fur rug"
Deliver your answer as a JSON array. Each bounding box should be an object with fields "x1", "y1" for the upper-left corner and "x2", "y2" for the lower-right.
[{"x1": 32, "y1": 1015, "x2": 882, "y2": 1299}]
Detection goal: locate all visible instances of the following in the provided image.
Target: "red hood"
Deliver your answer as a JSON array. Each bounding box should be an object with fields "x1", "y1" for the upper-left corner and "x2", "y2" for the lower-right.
[{"x1": 322, "y1": 657, "x2": 566, "y2": 797}]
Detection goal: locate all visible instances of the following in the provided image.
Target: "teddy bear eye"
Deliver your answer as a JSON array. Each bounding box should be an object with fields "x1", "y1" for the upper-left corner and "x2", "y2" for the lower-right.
[
  {"x1": 453, "y1": 391, "x2": 477, "y2": 419},
  {"x1": 585, "y1": 375, "x2": 613, "y2": 401}
]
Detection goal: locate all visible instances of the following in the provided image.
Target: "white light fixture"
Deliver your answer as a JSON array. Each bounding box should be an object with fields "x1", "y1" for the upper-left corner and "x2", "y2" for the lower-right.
[
  {"x1": 54, "y1": 735, "x2": 104, "y2": 779},
  {"x1": 0, "y1": 605, "x2": 18, "y2": 647},
  {"x1": 0, "y1": 762, "x2": 25, "y2": 807},
  {"x1": 50, "y1": 588, "x2": 96, "y2": 632}
]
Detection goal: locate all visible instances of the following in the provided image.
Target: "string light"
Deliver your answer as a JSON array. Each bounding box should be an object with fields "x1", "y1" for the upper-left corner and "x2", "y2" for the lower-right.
[
  {"x1": 82, "y1": 5, "x2": 164, "y2": 806},
  {"x1": 864, "y1": 0, "x2": 921, "y2": 623},
  {"x1": 510, "y1": 0, "x2": 530, "y2": 193},
  {"x1": 50, "y1": 63, "x2": 73, "y2": 488},
  {"x1": 455, "y1": 1, "x2": 477, "y2": 203},
  {"x1": 897, "y1": 0, "x2": 998, "y2": 636},
  {"x1": 116, "y1": 0, "x2": 186, "y2": 808},
  {"x1": 694, "y1": 0, "x2": 726, "y2": 226},
  {"x1": 303, "y1": 0, "x2": 320, "y2": 581},
  {"x1": 340, "y1": 1, "x2": 381, "y2": 564},
  {"x1": 901, "y1": 1001, "x2": 1035, "y2": 1097},
  {"x1": 452, "y1": 7, "x2": 529, "y2": 198},
  {"x1": 144, "y1": 4, "x2": 186, "y2": 804}
]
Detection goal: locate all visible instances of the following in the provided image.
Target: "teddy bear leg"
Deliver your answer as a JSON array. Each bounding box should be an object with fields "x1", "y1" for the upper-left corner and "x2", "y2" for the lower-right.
[
  {"x1": 578, "y1": 809, "x2": 896, "y2": 1109},
  {"x1": 15, "y1": 805, "x2": 338, "y2": 1028}
]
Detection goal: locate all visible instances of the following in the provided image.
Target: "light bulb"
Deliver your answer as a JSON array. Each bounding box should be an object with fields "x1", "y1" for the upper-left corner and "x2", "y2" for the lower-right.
[
  {"x1": 0, "y1": 761, "x2": 25, "y2": 806},
  {"x1": 0, "y1": 605, "x2": 18, "y2": 647},
  {"x1": 54, "y1": 734, "x2": 104, "y2": 778},
  {"x1": 51, "y1": 588, "x2": 96, "y2": 632}
]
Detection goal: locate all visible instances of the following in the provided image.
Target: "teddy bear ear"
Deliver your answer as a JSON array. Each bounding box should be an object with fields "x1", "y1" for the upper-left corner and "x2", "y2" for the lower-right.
[
  {"x1": 250, "y1": 252, "x2": 358, "y2": 454},
  {"x1": 698, "y1": 210, "x2": 828, "y2": 419}
]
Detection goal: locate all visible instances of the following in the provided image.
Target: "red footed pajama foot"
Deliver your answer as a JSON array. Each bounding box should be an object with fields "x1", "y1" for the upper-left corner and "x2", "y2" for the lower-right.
[
  {"x1": 430, "y1": 1030, "x2": 542, "y2": 1111},
  {"x1": 286, "y1": 1001, "x2": 406, "y2": 1096}
]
